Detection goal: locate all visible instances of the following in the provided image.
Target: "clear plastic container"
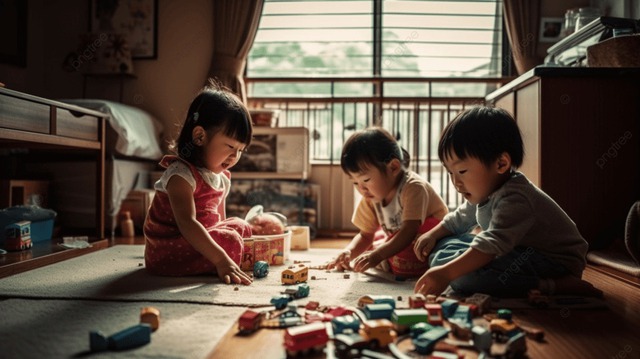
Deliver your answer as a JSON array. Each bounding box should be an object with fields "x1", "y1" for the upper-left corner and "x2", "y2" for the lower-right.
[
  {"x1": 562, "y1": 8, "x2": 578, "y2": 37},
  {"x1": 575, "y1": 7, "x2": 601, "y2": 32}
]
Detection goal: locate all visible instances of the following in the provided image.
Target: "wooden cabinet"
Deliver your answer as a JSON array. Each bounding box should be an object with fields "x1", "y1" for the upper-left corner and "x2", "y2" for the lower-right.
[
  {"x1": 486, "y1": 68, "x2": 640, "y2": 248},
  {"x1": 0, "y1": 88, "x2": 109, "y2": 276}
]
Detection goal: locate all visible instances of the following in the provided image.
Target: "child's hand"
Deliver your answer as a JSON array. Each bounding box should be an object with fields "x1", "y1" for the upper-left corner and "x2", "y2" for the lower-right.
[
  {"x1": 326, "y1": 249, "x2": 352, "y2": 271},
  {"x1": 352, "y1": 251, "x2": 383, "y2": 273},
  {"x1": 414, "y1": 266, "x2": 450, "y2": 296},
  {"x1": 215, "y1": 258, "x2": 253, "y2": 285},
  {"x1": 414, "y1": 232, "x2": 438, "y2": 262}
]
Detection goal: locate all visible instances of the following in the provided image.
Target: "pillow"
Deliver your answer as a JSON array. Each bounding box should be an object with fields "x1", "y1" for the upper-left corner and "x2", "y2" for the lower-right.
[{"x1": 61, "y1": 99, "x2": 164, "y2": 160}]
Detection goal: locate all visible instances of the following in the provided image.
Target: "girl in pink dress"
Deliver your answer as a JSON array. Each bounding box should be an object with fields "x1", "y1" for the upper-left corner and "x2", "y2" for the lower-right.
[{"x1": 144, "y1": 81, "x2": 253, "y2": 285}]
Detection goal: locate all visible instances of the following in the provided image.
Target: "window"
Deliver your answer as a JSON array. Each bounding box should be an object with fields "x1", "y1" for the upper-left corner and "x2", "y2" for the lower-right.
[{"x1": 247, "y1": 0, "x2": 504, "y2": 97}]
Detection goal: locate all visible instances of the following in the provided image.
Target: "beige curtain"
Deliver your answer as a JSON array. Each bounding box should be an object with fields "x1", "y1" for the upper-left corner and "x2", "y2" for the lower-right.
[
  {"x1": 208, "y1": 0, "x2": 264, "y2": 103},
  {"x1": 503, "y1": 0, "x2": 542, "y2": 75}
]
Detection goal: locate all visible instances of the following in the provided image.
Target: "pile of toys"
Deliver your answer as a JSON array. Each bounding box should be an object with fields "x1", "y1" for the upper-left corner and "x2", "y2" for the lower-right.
[{"x1": 236, "y1": 280, "x2": 547, "y2": 358}]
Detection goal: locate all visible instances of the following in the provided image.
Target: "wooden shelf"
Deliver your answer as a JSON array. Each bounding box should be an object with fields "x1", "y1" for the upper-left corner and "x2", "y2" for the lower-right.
[
  {"x1": 0, "y1": 87, "x2": 108, "y2": 247},
  {"x1": 0, "y1": 237, "x2": 109, "y2": 279}
]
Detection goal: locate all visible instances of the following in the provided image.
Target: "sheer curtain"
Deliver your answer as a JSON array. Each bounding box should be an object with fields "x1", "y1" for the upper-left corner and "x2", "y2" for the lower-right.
[
  {"x1": 208, "y1": 0, "x2": 264, "y2": 103},
  {"x1": 503, "y1": 0, "x2": 542, "y2": 74}
]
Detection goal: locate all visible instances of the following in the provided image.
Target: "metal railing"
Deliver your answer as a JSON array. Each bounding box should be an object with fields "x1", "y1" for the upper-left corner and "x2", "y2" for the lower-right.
[{"x1": 246, "y1": 76, "x2": 510, "y2": 210}]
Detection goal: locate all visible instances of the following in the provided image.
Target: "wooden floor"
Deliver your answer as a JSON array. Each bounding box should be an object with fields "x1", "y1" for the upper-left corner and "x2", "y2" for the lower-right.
[
  {"x1": 210, "y1": 237, "x2": 640, "y2": 359},
  {"x1": 2, "y1": 236, "x2": 639, "y2": 358}
]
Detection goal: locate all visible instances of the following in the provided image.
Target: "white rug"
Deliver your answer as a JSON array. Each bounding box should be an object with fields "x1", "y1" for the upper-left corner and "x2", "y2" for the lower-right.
[{"x1": 0, "y1": 245, "x2": 417, "y2": 307}]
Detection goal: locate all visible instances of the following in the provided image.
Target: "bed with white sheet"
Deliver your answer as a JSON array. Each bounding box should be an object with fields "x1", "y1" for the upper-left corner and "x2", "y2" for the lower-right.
[{"x1": 59, "y1": 99, "x2": 164, "y2": 236}]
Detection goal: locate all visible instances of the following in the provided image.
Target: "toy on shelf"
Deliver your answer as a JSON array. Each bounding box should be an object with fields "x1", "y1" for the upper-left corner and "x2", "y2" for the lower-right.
[
  {"x1": 3, "y1": 221, "x2": 32, "y2": 251},
  {"x1": 281, "y1": 263, "x2": 308, "y2": 285}
]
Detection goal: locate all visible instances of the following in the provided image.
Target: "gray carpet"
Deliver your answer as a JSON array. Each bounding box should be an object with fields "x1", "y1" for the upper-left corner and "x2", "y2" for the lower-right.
[
  {"x1": 0, "y1": 298, "x2": 245, "y2": 359},
  {"x1": 0, "y1": 245, "x2": 417, "y2": 307},
  {"x1": 0, "y1": 245, "x2": 416, "y2": 359}
]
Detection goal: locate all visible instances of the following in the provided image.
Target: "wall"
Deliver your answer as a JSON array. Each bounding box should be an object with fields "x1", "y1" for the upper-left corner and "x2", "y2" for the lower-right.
[
  {"x1": 2, "y1": 0, "x2": 639, "y2": 232},
  {"x1": 0, "y1": 0, "x2": 214, "y2": 148}
]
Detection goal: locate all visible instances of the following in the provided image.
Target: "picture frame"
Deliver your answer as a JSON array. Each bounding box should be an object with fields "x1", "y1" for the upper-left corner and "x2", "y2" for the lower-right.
[
  {"x1": 539, "y1": 17, "x2": 564, "y2": 43},
  {"x1": 0, "y1": 0, "x2": 27, "y2": 67},
  {"x1": 89, "y1": 0, "x2": 158, "y2": 59}
]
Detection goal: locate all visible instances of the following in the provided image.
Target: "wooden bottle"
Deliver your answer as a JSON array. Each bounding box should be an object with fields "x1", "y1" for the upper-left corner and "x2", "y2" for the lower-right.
[{"x1": 120, "y1": 211, "x2": 135, "y2": 237}]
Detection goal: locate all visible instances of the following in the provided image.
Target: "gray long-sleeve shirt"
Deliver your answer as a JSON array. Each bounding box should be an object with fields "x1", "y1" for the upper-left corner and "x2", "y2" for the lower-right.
[{"x1": 442, "y1": 172, "x2": 588, "y2": 277}]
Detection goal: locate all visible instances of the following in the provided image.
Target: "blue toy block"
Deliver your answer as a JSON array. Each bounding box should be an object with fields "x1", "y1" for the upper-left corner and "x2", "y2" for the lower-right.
[
  {"x1": 89, "y1": 330, "x2": 109, "y2": 352},
  {"x1": 107, "y1": 323, "x2": 152, "y2": 350},
  {"x1": 440, "y1": 299, "x2": 459, "y2": 319}
]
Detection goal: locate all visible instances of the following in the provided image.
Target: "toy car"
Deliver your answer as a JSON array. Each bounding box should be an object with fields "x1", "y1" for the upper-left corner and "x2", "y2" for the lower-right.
[
  {"x1": 412, "y1": 325, "x2": 450, "y2": 355},
  {"x1": 490, "y1": 309, "x2": 521, "y2": 343},
  {"x1": 331, "y1": 315, "x2": 361, "y2": 334},
  {"x1": 283, "y1": 322, "x2": 329, "y2": 357},
  {"x1": 357, "y1": 295, "x2": 396, "y2": 309},
  {"x1": 333, "y1": 332, "x2": 371, "y2": 358},
  {"x1": 253, "y1": 260, "x2": 269, "y2": 278},
  {"x1": 359, "y1": 319, "x2": 397, "y2": 349},
  {"x1": 3, "y1": 221, "x2": 32, "y2": 251},
  {"x1": 410, "y1": 322, "x2": 435, "y2": 339},
  {"x1": 283, "y1": 283, "x2": 310, "y2": 299},
  {"x1": 408, "y1": 293, "x2": 426, "y2": 308},
  {"x1": 238, "y1": 309, "x2": 264, "y2": 333},
  {"x1": 271, "y1": 294, "x2": 291, "y2": 309},
  {"x1": 281, "y1": 264, "x2": 308, "y2": 284},
  {"x1": 425, "y1": 303, "x2": 443, "y2": 325}
]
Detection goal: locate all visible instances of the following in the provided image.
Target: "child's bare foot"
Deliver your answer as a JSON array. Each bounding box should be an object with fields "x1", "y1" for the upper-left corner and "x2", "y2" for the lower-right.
[{"x1": 552, "y1": 276, "x2": 604, "y2": 298}]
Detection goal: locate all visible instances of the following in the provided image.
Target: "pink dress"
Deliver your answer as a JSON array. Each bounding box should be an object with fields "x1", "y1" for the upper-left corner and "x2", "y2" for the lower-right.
[{"x1": 143, "y1": 155, "x2": 251, "y2": 276}]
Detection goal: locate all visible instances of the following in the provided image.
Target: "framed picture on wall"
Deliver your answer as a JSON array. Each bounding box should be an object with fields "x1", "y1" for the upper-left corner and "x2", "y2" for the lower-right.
[
  {"x1": 0, "y1": 0, "x2": 27, "y2": 67},
  {"x1": 539, "y1": 17, "x2": 564, "y2": 43},
  {"x1": 89, "y1": 0, "x2": 158, "y2": 59}
]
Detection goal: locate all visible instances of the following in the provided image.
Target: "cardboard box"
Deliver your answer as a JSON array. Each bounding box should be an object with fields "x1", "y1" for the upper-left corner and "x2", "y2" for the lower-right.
[
  {"x1": 240, "y1": 231, "x2": 291, "y2": 270},
  {"x1": 0, "y1": 180, "x2": 49, "y2": 208}
]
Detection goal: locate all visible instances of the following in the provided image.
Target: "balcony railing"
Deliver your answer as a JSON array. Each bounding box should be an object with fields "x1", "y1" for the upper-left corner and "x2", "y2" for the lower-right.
[{"x1": 246, "y1": 77, "x2": 510, "y2": 210}]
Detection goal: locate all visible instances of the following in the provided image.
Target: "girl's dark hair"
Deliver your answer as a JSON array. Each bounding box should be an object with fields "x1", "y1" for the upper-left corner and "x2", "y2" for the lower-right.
[
  {"x1": 173, "y1": 79, "x2": 253, "y2": 167},
  {"x1": 438, "y1": 106, "x2": 523, "y2": 168},
  {"x1": 341, "y1": 127, "x2": 410, "y2": 174}
]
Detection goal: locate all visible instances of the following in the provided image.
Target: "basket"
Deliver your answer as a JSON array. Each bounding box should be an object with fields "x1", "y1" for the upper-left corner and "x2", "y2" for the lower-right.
[{"x1": 241, "y1": 230, "x2": 292, "y2": 270}]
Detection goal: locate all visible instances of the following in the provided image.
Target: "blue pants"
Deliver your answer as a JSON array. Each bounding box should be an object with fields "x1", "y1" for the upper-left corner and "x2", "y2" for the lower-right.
[{"x1": 428, "y1": 234, "x2": 569, "y2": 297}]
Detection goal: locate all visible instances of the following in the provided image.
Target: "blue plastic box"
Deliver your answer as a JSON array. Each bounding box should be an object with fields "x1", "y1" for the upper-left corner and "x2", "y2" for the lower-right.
[{"x1": 0, "y1": 205, "x2": 56, "y2": 243}]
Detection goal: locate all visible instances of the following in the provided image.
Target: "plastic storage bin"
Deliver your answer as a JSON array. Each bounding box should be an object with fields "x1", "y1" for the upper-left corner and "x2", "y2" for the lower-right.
[{"x1": 0, "y1": 205, "x2": 56, "y2": 243}]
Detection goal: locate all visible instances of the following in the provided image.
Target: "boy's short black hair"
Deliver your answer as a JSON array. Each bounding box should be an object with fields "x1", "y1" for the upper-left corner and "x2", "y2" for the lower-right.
[
  {"x1": 341, "y1": 127, "x2": 408, "y2": 174},
  {"x1": 438, "y1": 106, "x2": 524, "y2": 168}
]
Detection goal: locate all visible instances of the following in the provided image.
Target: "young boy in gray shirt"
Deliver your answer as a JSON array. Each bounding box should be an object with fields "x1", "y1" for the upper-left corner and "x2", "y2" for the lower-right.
[{"x1": 413, "y1": 106, "x2": 602, "y2": 298}]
